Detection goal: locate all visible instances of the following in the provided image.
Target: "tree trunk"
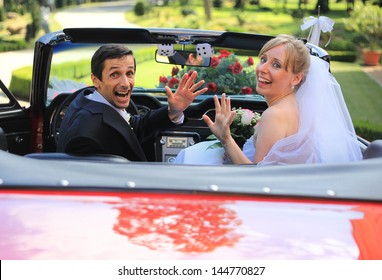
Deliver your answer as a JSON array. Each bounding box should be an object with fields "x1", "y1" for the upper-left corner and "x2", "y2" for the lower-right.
[
  {"x1": 204, "y1": 0, "x2": 211, "y2": 20},
  {"x1": 234, "y1": 0, "x2": 246, "y2": 10},
  {"x1": 315, "y1": 0, "x2": 330, "y2": 14}
]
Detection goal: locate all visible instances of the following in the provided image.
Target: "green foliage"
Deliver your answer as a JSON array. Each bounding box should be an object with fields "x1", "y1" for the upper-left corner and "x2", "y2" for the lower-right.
[
  {"x1": 181, "y1": 8, "x2": 196, "y2": 16},
  {"x1": 328, "y1": 51, "x2": 357, "y2": 62},
  {"x1": 25, "y1": 2, "x2": 42, "y2": 42},
  {"x1": 213, "y1": 0, "x2": 223, "y2": 8},
  {"x1": 9, "y1": 66, "x2": 33, "y2": 101},
  {"x1": 134, "y1": 1, "x2": 146, "y2": 16},
  {"x1": 344, "y1": 3, "x2": 382, "y2": 50},
  {"x1": 354, "y1": 122, "x2": 382, "y2": 142},
  {"x1": 0, "y1": 39, "x2": 28, "y2": 52},
  {"x1": 179, "y1": 0, "x2": 190, "y2": 6},
  {"x1": 0, "y1": 7, "x2": 5, "y2": 22},
  {"x1": 326, "y1": 38, "x2": 357, "y2": 52}
]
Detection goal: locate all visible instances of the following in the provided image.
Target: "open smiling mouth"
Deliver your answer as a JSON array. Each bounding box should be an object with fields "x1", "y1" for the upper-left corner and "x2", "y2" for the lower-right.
[
  {"x1": 115, "y1": 91, "x2": 130, "y2": 97},
  {"x1": 258, "y1": 77, "x2": 272, "y2": 84}
]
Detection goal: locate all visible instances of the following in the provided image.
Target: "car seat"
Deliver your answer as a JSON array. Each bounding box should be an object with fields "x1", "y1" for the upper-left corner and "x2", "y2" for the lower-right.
[
  {"x1": 363, "y1": 140, "x2": 382, "y2": 159},
  {"x1": 0, "y1": 127, "x2": 8, "y2": 151}
]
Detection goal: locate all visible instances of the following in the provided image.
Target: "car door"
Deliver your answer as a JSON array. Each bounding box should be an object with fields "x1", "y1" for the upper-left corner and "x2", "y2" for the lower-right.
[{"x1": 0, "y1": 79, "x2": 31, "y2": 155}]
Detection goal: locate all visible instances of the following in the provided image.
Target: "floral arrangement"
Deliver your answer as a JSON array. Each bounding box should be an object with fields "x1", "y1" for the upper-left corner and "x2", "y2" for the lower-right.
[
  {"x1": 159, "y1": 66, "x2": 181, "y2": 89},
  {"x1": 207, "y1": 107, "x2": 261, "y2": 149},
  {"x1": 158, "y1": 50, "x2": 257, "y2": 95}
]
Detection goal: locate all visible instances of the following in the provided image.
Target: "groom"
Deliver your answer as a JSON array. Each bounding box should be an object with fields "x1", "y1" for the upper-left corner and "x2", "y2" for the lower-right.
[{"x1": 57, "y1": 44, "x2": 207, "y2": 161}]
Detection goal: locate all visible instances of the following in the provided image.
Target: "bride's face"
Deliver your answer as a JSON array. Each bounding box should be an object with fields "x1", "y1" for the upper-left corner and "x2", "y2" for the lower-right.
[{"x1": 255, "y1": 44, "x2": 301, "y2": 100}]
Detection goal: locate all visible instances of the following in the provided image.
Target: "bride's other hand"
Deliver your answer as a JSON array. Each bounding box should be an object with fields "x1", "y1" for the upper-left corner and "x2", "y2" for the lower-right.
[{"x1": 202, "y1": 93, "x2": 236, "y2": 145}]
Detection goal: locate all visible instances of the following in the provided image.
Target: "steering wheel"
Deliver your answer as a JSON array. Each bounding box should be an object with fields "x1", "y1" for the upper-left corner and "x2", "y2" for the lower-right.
[{"x1": 51, "y1": 86, "x2": 140, "y2": 146}]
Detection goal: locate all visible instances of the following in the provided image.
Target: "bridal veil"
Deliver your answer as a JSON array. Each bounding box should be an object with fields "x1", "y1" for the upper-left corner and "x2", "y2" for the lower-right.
[{"x1": 260, "y1": 55, "x2": 362, "y2": 165}]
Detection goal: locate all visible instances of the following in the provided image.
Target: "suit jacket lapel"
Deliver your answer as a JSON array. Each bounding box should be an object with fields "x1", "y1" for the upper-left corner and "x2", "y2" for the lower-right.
[{"x1": 80, "y1": 94, "x2": 147, "y2": 161}]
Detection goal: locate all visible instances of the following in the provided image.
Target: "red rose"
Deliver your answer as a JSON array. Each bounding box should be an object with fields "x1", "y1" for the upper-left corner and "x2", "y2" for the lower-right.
[
  {"x1": 218, "y1": 50, "x2": 231, "y2": 58},
  {"x1": 207, "y1": 82, "x2": 217, "y2": 92},
  {"x1": 228, "y1": 61, "x2": 243, "y2": 74},
  {"x1": 247, "y1": 56, "x2": 254, "y2": 66},
  {"x1": 210, "y1": 56, "x2": 220, "y2": 68},
  {"x1": 159, "y1": 75, "x2": 168, "y2": 84},
  {"x1": 242, "y1": 86, "x2": 253, "y2": 95},
  {"x1": 169, "y1": 77, "x2": 179, "y2": 88},
  {"x1": 171, "y1": 66, "x2": 179, "y2": 76}
]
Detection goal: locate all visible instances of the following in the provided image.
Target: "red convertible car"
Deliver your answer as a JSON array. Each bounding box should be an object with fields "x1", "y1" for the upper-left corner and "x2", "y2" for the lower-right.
[{"x1": 0, "y1": 28, "x2": 381, "y2": 259}]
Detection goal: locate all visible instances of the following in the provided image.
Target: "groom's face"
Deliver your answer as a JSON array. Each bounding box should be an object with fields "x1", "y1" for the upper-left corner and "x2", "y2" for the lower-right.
[{"x1": 91, "y1": 55, "x2": 135, "y2": 109}]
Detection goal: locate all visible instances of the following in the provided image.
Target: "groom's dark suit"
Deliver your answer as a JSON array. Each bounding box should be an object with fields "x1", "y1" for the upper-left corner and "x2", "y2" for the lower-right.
[{"x1": 57, "y1": 88, "x2": 179, "y2": 161}]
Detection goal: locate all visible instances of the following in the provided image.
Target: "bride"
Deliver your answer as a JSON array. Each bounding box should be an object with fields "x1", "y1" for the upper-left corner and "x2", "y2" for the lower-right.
[{"x1": 173, "y1": 34, "x2": 362, "y2": 165}]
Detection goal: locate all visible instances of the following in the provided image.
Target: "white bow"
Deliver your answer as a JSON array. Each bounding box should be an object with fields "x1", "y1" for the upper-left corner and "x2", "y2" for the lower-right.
[{"x1": 300, "y1": 16, "x2": 335, "y2": 47}]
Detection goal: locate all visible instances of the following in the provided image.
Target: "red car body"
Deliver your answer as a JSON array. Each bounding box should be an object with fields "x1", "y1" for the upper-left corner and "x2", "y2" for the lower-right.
[
  {"x1": 1, "y1": 189, "x2": 381, "y2": 260},
  {"x1": 1, "y1": 27, "x2": 381, "y2": 260}
]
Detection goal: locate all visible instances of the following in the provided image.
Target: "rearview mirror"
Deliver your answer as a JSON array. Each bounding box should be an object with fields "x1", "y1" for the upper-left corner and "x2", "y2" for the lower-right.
[{"x1": 155, "y1": 50, "x2": 210, "y2": 67}]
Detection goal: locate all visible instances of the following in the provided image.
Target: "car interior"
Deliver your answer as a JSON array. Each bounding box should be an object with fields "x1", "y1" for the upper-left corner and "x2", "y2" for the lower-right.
[{"x1": 1, "y1": 28, "x2": 381, "y2": 164}]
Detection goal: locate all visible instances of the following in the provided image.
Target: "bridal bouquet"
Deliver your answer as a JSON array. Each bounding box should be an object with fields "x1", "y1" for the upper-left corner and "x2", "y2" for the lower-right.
[{"x1": 207, "y1": 108, "x2": 261, "y2": 149}]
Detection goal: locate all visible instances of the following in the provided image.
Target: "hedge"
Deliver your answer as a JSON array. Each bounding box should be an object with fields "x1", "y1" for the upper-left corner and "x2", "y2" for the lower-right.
[
  {"x1": 354, "y1": 121, "x2": 382, "y2": 142},
  {"x1": 0, "y1": 39, "x2": 28, "y2": 52},
  {"x1": 9, "y1": 66, "x2": 33, "y2": 101},
  {"x1": 328, "y1": 51, "x2": 357, "y2": 63}
]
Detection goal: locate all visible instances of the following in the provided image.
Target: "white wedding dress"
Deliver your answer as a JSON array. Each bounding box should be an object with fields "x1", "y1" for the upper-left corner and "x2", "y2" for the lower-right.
[
  {"x1": 174, "y1": 56, "x2": 363, "y2": 166},
  {"x1": 173, "y1": 137, "x2": 255, "y2": 165}
]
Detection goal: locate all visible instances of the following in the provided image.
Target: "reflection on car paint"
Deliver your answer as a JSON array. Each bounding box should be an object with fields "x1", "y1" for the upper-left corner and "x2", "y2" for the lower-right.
[{"x1": 1, "y1": 191, "x2": 381, "y2": 259}]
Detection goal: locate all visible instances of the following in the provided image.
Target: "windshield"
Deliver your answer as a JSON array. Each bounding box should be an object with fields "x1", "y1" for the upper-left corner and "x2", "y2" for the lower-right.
[{"x1": 47, "y1": 43, "x2": 261, "y2": 106}]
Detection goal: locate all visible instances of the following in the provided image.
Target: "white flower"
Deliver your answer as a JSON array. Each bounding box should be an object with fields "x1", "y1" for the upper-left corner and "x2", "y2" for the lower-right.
[
  {"x1": 207, "y1": 107, "x2": 261, "y2": 149},
  {"x1": 240, "y1": 109, "x2": 256, "y2": 125}
]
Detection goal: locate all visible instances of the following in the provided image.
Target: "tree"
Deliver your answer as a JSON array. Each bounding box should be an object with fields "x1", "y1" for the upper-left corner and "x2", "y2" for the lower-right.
[
  {"x1": 203, "y1": 0, "x2": 211, "y2": 20},
  {"x1": 315, "y1": 0, "x2": 329, "y2": 14},
  {"x1": 234, "y1": 0, "x2": 246, "y2": 10}
]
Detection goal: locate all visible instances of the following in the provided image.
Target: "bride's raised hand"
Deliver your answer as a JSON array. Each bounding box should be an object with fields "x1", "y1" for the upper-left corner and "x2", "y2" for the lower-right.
[{"x1": 202, "y1": 93, "x2": 236, "y2": 145}]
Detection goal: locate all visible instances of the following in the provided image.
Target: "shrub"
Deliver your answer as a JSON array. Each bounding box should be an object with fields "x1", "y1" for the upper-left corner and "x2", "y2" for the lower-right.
[
  {"x1": 0, "y1": 7, "x2": 5, "y2": 22},
  {"x1": 0, "y1": 40, "x2": 28, "y2": 52},
  {"x1": 213, "y1": 0, "x2": 222, "y2": 8},
  {"x1": 328, "y1": 51, "x2": 357, "y2": 62},
  {"x1": 134, "y1": 1, "x2": 146, "y2": 16},
  {"x1": 354, "y1": 121, "x2": 382, "y2": 142},
  {"x1": 327, "y1": 39, "x2": 356, "y2": 52},
  {"x1": 181, "y1": 8, "x2": 196, "y2": 16},
  {"x1": 9, "y1": 66, "x2": 33, "y2": 101},
  {"x1": 344, "y1": 3, "x2": 382, "y2": 51},
  {"x1": 25, "y1": 2, "x2": 42, "y2": 42},
  {"x1": 179, "y1": 0, "x2": 189, "y2": 6}
]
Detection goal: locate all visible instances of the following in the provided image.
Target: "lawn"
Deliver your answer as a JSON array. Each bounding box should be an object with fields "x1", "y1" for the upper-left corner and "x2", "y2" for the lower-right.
[{"x1": 331, "y1": 61, "x2": 382, "y2": 132}]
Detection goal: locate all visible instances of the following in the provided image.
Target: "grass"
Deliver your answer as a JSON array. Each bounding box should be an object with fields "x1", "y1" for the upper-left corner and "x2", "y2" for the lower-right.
[{"x1": 331, "y1": 61, "x2": 382, "y2": 126}]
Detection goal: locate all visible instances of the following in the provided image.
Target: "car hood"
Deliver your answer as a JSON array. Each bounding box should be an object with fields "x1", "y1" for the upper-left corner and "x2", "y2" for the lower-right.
[{"x1": 1, "y1": 190, "x2": 382, "y2": 260}]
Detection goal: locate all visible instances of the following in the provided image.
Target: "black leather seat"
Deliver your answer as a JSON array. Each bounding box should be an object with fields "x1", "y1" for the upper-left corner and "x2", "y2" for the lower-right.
[
  {"x1": 0, "y1": 127, "x2": 8, "y2": 151},
  {"x1": 363, "y1": 140, "x2": 382, "y2": 159}
]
